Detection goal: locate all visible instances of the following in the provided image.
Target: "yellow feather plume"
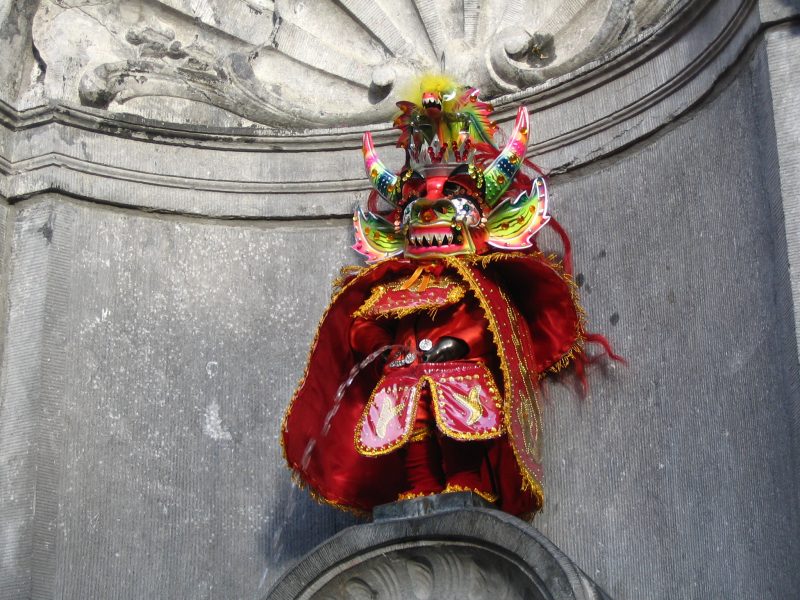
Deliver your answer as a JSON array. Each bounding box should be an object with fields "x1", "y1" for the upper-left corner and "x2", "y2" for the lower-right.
[{"x1": 400, "y1": 72, "x2": 460, "y2": 108}]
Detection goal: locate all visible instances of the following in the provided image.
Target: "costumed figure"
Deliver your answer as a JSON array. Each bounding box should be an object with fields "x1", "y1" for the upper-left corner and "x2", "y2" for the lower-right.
[{"x1": 282, "y1": 74, "x2": 617, "y2": 517}]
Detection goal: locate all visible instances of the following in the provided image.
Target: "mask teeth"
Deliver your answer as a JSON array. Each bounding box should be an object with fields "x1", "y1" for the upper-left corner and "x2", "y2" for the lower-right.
[{"x1": 407, "y1": 232, "x2": 457, "y2": 247}]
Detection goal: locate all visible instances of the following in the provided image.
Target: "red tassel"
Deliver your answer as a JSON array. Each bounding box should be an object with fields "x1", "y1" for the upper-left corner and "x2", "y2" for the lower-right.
[
  {"x1": 573, "y1": 358, "x2": 588, "y2": 395},
  {"x1": 522, "y1": 156, "x2": 546, "y2": 177},
  {"x1": 547, "y1": 217, "x2": 573, "y2": 276},
  {"x1": 585, "y1": 333, "x2": 627, "y2": 365}
]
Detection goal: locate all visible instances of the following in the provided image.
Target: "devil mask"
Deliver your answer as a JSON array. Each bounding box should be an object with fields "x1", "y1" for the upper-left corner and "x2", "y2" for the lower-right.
[{"x1": 353, "y1": 106, "x2": 550, "y2": 263}]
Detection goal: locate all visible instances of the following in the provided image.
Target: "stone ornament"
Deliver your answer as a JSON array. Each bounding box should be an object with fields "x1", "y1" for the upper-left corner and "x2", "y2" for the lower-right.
[
  {"x1": 28, "y1": 0, "x2": 675, "y2": 128},
  {"x1": 313, "y1": 545, "x2": 543, "y2": 600},
  {"x1": 3, "y1": 1, "x2": 748, "y2": 218},
  {"x1": 266, "y1": 494, "x2": 612, "y2": 599}
]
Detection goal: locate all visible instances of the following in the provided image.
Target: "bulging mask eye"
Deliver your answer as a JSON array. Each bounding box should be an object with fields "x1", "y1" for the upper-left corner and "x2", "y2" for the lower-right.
[
  {"x1": 451, "y1": 197, "x2": 482, "y2": 227},
  {"x1": 402, "y1": 201, "x2": 415, "y2": 224}
]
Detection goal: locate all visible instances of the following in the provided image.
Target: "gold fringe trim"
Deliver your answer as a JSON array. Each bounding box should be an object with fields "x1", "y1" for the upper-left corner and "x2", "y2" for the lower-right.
[
  {"x1": 370, "y1": 285, "x2": 465, "y2": 321},
  {"x1": 290, "y1": 471, "x2": 371, "y2": 518},
  {"x1": 371, "y1": 304, "x2": 442, "y2": 320},
  {"x1": 397, "y1": 490, "x2": 439, "y2": 501},
  {"x1": 351, "y1": 284, "x2": 387, "y2": 319},
  {"x1": 442, "y1": 483, "x2": 498, "y2": 504},
  {"x1": 544, "y1": 268, "x2": 588, "y2": 376},
  {"x1": 443, "y1": 256, "x2": 545, "y2": 507},
  {"x1": 353, "y1": 286, "x2": 466, "y2": 319},
  {"x1": 332, "y1": 264, "x2": 366, "y2": 291},
  {"x1": 352, "y1": 280, "x2": 466, "y2": 320}
]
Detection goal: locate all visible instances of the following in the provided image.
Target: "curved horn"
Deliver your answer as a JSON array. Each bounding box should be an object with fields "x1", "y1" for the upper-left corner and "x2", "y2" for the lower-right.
[
  {"x1": 363, "y1": 132, "x2": 401, "y2": 206},
  {"x1": 483, "y1": 106, "x2": 530, "y2": 207}
]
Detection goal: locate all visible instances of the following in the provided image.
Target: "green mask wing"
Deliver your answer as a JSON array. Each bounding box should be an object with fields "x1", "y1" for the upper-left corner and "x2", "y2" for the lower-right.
[
  {"x1": 486, "y1": 178, "x2": 550, "y2": 250},
  {"x1": 352, "y1": 207, "x2": 404, "y2": 263}
]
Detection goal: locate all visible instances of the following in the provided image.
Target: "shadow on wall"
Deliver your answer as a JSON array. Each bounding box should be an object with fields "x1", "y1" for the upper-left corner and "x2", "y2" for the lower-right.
[{"x1": 257, "y1": 474, "x2": 362, "y2": 591}]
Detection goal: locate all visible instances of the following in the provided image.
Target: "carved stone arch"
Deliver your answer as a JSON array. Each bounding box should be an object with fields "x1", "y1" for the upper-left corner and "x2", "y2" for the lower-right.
[{"x1": 266, "y1": 495, "x2": 611, "y2": 600}]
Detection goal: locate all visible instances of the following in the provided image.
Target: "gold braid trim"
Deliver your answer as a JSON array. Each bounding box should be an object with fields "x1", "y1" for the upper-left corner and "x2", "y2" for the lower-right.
[
  {"x1": 372, "y1": 285, "x2": 465, "y2": 320},
  {"x1": 442, "y1": 483, "x2": 499, "y2": 504},
  {"x1": 352, "y1": 280, "x2": 466, "y2": 320},
  {"x1": 351, "y1": 284, "x2": 387, "y2": 318},
  {"x1": 458, "y1": 251, "x2": 588, "y2": 375},
  {"x1": 443, "y1": 256, "x2": 545, "y2": 506},
  {"x1": 397, "y1": 490, "x2": 439, "y2": 501}
]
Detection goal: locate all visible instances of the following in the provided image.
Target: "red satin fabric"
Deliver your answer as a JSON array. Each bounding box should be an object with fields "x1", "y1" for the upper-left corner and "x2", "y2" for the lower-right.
[{"x1": 282, "y1": 254, "x2": 583, "y2": 515}]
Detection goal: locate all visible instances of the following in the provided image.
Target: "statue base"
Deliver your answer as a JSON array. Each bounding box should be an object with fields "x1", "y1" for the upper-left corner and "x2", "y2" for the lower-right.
[{"x1": 266, "y1": 492, "x2": 613, "y2": 600}]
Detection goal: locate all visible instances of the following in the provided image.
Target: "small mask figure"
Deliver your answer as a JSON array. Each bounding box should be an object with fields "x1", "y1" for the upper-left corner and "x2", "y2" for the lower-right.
[{"x1": 282, "y1": 75, "x2": 617, "y2": 516}]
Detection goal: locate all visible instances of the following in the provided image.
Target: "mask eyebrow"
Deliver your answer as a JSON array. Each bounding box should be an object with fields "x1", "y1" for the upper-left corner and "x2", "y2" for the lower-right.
[{"x1": 442, "y1": 181, "x2": 464, "y2": 196}]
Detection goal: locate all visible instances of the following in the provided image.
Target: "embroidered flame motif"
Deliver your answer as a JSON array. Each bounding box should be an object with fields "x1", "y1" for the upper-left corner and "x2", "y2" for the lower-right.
[
  {"x1": 376, "y1": 396, "x2": 406, "y2": 439},
  {"x1": 452, "y1": 386, "x2": 484, "y2": 426}
]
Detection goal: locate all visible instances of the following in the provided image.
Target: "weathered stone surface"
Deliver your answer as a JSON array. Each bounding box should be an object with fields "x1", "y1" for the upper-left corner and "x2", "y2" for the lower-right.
[
  {"x1": 0, "y1": 196, "x2": 361, "y2": 598},
  {"x1": 19, "y1": 0, "x2": 675, "y2": 126},
  {"x1": 0, "y1": 0, "x2": 40, "y2": 107},
  {"x1": 0, "y1": 0, "x2": 798, "y2": 599},
  {"x1": 267, "y1": 493, "x2": 611, "y2": 600},
  {"x1": 532, "y1": 41, "x2": 800, "y2": 598},
  {"x1": 761, "y1": 23, "x2": 800, "y2": 477}
]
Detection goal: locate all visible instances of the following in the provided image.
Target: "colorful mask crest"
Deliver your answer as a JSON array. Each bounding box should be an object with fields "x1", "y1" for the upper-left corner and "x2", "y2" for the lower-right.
[{"x1": 355, "y1": 81, "x2": 549, "y2": 263}]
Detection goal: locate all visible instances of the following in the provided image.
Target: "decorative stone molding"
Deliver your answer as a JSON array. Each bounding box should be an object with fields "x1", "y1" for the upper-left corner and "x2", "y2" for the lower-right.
[
  {"x1": 266, "y1": 493, "x2": 611, "y2": 600},
  {"x1": 0, "y1": 0, "x2": 772, "y2": 218},
  {"x1": 24, "y1": 0, "x2": 677, "y2": 128}
]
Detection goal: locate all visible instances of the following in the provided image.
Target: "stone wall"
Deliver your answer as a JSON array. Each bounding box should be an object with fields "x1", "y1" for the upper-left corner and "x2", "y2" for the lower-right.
[{"x1": 1, "y1": 1, "x2": 798, "y2": 598}]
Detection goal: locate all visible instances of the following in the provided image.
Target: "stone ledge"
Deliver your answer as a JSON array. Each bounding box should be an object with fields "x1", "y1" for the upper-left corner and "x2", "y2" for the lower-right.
[{"x1": 266, "y1": 492, "x2": 612, "y2": 600}]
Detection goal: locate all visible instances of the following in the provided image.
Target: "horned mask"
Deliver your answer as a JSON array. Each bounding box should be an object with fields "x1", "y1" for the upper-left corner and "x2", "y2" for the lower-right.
[{"x1": 353, "y1": 106, "x2": 550, "y2": 263}]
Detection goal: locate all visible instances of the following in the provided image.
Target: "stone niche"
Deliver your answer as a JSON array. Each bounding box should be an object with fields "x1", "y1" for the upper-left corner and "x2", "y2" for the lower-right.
[{"x1": 1, "y1": 1, "x2": 799, "y2": 599}]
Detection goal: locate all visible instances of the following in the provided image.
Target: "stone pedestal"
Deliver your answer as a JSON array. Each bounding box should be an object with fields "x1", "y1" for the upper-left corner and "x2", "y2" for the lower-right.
[{"x1": 267, "y1": 493, "x2": 611, "y2": 600}]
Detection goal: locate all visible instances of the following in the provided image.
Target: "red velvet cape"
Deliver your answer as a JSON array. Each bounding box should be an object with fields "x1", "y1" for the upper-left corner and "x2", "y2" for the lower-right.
[{"x1": 281, "y1": 252, "x2": 584, "y2": 516}]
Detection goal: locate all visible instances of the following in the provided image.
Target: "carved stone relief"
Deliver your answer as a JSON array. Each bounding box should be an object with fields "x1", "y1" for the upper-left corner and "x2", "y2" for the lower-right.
[
  {"x1": 309, "y1": 544, "x2": 545, "y2": 600},
  {"x1": 27, "y1": 0, "x2": 677, "y2": 129},
  {"x1": 266, "y1": 495, "x2": 612, "y2": 600}
]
